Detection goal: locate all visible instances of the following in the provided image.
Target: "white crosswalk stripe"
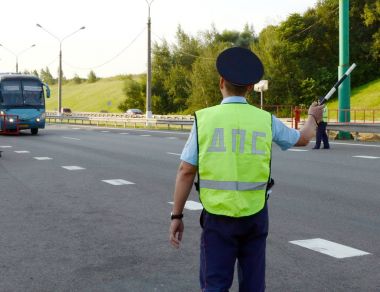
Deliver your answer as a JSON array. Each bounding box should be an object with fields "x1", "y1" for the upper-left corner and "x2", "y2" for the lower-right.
[
  {"x1": 289, "y1": 238, "x2": 371, "y2": 259},
  {"x1": 34, "y1": 157, "x2": 52, "y2": 160},
  {"x1": 353, "y1": 155, "x2": 379, "y2": 159},
  {"x1": 169, "y1": 200, "x2": 203, "y2": 211},
  {"x1": 102, "y1": 179, "x2": 135, "y2": 186},
  {"x1": 62, "y1": 166, "x2": 86, "y2": 170}
]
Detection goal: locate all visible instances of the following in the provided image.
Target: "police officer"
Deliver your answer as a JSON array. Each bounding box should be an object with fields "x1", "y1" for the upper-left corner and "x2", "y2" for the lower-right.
[
  {"x1": 169, "y1": 47, "x2": 324, "y2": 291},
  {"x1": 313, "y1": 104, "x2": 330, "y2": 149}
]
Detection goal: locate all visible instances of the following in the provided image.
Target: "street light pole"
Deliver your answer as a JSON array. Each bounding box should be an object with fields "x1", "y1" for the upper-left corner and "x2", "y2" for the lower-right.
[
  {"x1": 145, "y1": 0, "x2": 155, "y2": 119},
  {"x1": 0, "y1": 43, "x2": 36, "y2": 73},
  {"x1": 36, "y1": 24, "x2": 85, "y2": 115}
]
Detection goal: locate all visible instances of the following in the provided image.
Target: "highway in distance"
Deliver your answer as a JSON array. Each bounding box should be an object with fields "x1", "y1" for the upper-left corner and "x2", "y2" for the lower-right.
[{"x1": 0, "y1": 124, "x2": 379, "y2": 291}]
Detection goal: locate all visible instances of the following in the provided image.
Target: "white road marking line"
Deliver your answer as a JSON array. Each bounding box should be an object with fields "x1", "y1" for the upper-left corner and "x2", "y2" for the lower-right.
[
  {"x1": 140, "y1": 134, "x2": 151, "y2": 137},
  {"x1": 62, "y1": 136, "x2": 81, "y2": 140},
  {"x1": 169, "y1": 200, "x2": 203, "y2": 210},
  {"x1": 102, "y1": 179, "x2": 135, "y2": 186},
  {"x1": 288, "y1": 149, "x2": 309, "y2": 152},
  {"x1": 166, "y1": 137, "x2": 177, "y2": 140},
  {"x1": 121, "y1": 129, "x2": 190, "y2": 135},
  {"x1": 119, "y1": 132, "x2": 129, "y2": 135},
  {"x1": 167, "y1": 152, "x2": 181, "y2": 156},
  {"x1": 34, "y1": 157, "x2": 52, "y2": 160},
  {"x1": 289, "y1": 238, "x2": 370, "y2": 259},
  {"x1": 101, "y1": 130, "x2": 110, "y2": 133},
  {"x1": 329, "y1": 141, "x2": 380, "y2": 148},
  {"x1": 61, "y1": 166, "x2": 86, "y2": 170},
  {"x1": 0, "y1": 146, "x2": 12, "y2": 148},
  {"x1": 353, "y1": 155, "x2": 379, "y2": 159},
  {"x1": 14, "y1": 151, "x2": 30, "y2": 153}
]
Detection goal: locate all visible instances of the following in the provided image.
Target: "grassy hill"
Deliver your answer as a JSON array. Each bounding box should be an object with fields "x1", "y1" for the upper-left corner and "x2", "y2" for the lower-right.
[
  {"x1": 328, "y1": 78, "x2": 380, "y2": 109},
  {"x1": 46, "y1": 76, "x2": 127, "y2": 113}
]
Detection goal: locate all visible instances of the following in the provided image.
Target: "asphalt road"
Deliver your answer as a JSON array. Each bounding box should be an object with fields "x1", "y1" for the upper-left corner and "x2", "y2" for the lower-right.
[{"x1": 0, "y1": 124, "x2": 379, "y2": 292}]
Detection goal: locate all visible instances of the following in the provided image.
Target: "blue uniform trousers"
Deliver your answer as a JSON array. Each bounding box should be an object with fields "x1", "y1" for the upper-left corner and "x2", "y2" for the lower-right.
[
  {"x1": 314, "y1": 121, "x2": 330, "y2": 149},
  {"x1": 199, "y1": 205, "x2": 268, "y2": 292}
]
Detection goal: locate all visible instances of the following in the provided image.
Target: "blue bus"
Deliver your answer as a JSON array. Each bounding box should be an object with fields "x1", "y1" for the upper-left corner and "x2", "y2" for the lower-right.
[{"x1": 0, "y1": 73, "x2": 50, "y2": 135}]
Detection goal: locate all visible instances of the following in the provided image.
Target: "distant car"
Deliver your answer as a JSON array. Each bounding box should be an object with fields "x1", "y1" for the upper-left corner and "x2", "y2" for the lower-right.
[
  {"x1": 62, "y1": 108, "x2": 72, "y2": 116},
  {"x1": 125, "y1": 109, "x2": 143, "y2": 117}
]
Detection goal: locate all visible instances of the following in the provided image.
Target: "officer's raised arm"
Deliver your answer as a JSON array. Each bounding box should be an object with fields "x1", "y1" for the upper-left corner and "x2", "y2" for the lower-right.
[{"x1": 295, "y1": 102, "x2": 324, "y2": 146}]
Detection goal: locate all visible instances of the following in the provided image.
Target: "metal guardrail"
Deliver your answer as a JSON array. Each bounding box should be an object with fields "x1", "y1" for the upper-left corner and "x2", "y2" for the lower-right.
[
  {"x1": 326, "y1": 123, "x2": 380, "y2": 141},
  {"x1": 46, "y1": 112, "x2": 380, "y2": 135},
  {"x1": 46, "y1": 111, "x2": 194, "y2": 120},
  {"x1": 46, "y1": 115, "x2": 194, "y2": 130},
  {"x1": 327, "y1": 123, "x2": 380, "y2": 134}
]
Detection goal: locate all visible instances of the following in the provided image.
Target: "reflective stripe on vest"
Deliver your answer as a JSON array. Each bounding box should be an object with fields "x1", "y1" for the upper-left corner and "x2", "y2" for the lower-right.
[
  {"x1": 196, "y1": 103, "x2": 272, "y2": 218},
  {"x1": 200, "y1": 180, "x2": 267, "y2": 191}
]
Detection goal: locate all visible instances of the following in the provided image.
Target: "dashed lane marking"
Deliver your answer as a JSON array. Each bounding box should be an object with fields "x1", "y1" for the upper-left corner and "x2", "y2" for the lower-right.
[
  {"x1": 288, "y1": 149, "x2": 309, "y2": 152},
  {"x1": 169, "y1": 200, "x2": 203, "y2": 211},
  {"x1": 33, "y1": 157, "x2": 53, "y2": 160},
  {"x1": 113, "y1": 129, "x2": 190, "y2": 135},
  {"x1": 329, "y1": 141, "x2": 380, "y2": 148},
  {"x1": 166, "y1": 137, "x2": 177, "y2": 140},
  {"x1": 14, "y1": 151, "x2": 30, "y2": 153},
  {"x1": 289, "y1": 238, "x2": 371, "y2": 259},
  {"x1": 119, "y1": 133, "x2": 129, "y2": 135},
  {"x1": 101, "y1": 131, "x2": 110, "y2": 133},
  {"x1": 61, "y1": 166, "x2": 86, "y2": 170},
  {"x1": 140, "y1": 134, "x2": 151, "y2": 137},
  {"x1": 0, "y1": 146, "x2": 12, "y2": 148},
  {"x1": 62, "y1": 136, "x2": 81, "y2": 140},
  {"x1": 102, "y1": 179, "x2": 135, "y2": 186},
  {"x1": 353, "y1": 155, "x2": 380, "y2": 159},
  {"x1": 167, "y1": 152, "x2": 181, "y2": 156}
]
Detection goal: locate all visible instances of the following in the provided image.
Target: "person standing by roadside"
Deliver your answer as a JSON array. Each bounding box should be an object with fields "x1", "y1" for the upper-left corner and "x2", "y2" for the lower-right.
[
  {"x1": 313, "y1": 104, "x2": 330, "y2": 149},
  {"x1": 169, "y1": 47, "x2": 324, "y2": 291}
]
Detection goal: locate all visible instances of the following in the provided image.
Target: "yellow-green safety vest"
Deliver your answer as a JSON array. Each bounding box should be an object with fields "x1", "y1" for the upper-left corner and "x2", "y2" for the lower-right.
[
  {"x1": 195, "y1": 103, "x2": 272, "y2": 217},
  {"x1": 323, "y1": 106, "x2": 328, "y2": 122}
]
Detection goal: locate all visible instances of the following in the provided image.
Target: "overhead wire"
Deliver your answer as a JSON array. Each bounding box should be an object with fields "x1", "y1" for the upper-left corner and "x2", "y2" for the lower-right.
[{"x1": 62, "y1": 26, "x2": 146, "y2": 70}]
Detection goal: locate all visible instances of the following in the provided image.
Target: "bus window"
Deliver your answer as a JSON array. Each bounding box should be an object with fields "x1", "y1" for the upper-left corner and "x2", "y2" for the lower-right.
[
  {"x1": 23, "y1": 81, "x2": 44, "y2": 106},
  {"x1": 0, "y1": 80, "x2": 22, "y2": 106}
]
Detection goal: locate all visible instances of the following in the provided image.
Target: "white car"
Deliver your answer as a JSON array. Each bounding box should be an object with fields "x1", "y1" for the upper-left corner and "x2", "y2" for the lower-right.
[{"x1": 125, "y1": 109, "x2": 143, "y2": 117}]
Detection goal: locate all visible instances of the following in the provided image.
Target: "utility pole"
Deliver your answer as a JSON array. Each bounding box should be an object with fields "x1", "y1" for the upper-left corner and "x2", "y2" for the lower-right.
[
  {"x1": 338, "y1": 0, "x2": 351, "y2": 138},
  {"x1": 0, "y1": 44, "x2": 35, "y2": 73},
  {"x1": 37, "y1": 24, "x2": 85, "y2": 115},
  {"x1": 146, "y1": 0, "x2": 155, "y2": 120}
]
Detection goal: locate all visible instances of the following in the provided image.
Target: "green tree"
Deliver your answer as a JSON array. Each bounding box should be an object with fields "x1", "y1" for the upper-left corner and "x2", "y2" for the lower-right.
[
  {"x1": 151, "y1": 40, "x2": 173, "y2": 114},
  {"x1": 362, "y1": 1, "x2": 380, "y2": 60},
  {"x1": 149, "y1": 0, "x2": 380, "y2": 112},
  {"x1": 164, "y1": 65, "x2": 191, "y2": 112},
  {"x1": 87, "y1": 70, "x2": 98, "y2": 83},
  {"x1": 187, "y1": 43, "x2": 226, "y2": 112},
  {"x1": 40, "y1": 67, "x2": 55, "y2": 84},
  {"x1": 73, "y1": 74, "x2": 82, "y2": 84},
  {"x1": 118, "y1": 77, "x2": 145, "y2": 112}
]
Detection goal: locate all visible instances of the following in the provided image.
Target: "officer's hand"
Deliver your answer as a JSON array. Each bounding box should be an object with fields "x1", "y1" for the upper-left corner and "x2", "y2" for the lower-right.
[
  {"x1": 308, "y1": 101, "x2": 324, "y2": 123},
  {"x1": 169, "y1": 219, "x2": 184, "y2": 249}
]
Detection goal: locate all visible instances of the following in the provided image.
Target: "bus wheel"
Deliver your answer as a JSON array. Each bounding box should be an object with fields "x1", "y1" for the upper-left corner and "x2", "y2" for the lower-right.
[{"x1": 31, "y1": 128, "x2": 39, "y2": 135}]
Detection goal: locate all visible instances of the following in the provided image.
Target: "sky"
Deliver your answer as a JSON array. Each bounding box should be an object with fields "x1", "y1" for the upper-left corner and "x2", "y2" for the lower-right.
[{"x1": 0, "y1": 0, "x2": 318, "y2": 78}]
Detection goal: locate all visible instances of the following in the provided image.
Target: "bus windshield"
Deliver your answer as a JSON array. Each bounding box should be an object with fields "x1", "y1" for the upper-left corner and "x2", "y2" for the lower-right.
[{"x1": 0, "y1": 79, "x2": 44, "y2": 107}]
